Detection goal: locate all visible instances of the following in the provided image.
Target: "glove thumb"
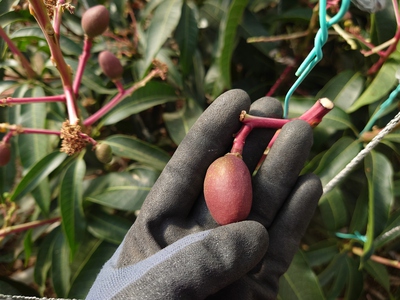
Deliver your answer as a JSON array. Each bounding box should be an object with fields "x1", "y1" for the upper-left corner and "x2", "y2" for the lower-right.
[{"x1": 86, "y1": 220, "x2": 268, "y2": 300}]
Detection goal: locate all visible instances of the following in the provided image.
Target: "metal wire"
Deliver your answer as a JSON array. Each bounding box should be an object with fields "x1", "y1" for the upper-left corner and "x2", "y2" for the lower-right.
[
  {"x1": 283, "y1": 0, "x2": 351, "y2": 118},
  {"x1": 323, "y1": 110, "x2": 400, "y2": 194}
]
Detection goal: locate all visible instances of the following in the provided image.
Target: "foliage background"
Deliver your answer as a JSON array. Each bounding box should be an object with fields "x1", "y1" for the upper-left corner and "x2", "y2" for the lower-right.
[{"x1": 1, "y1": 0, "x2": 400, "y2": 298}]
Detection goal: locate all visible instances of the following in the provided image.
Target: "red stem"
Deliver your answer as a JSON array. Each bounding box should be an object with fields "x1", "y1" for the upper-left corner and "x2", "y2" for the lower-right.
[
  {"x1": 2, "y1": 95, "x2": 66, "y2": 105},
  {"x1": 232, "y1": 98, "x2": 334, "y2": 155},
  {"x1": 266, "y1": 65, "x2": 294, "y2": 97},
  {"x1": 0, "y1": 217, "x2": 61, "y2": 237},
  {"x1": 83, "y1": 69, "x2": 161, "y2": 126},
  {"x1": 367, "y1": 0, "x2": 400, "y2": 75},
  {"x1": 0, "y1": 26, "x2": 37, "y2": 79},
  {"x1": 73, "y1": 37, "x2": 93, "y2": 95}
]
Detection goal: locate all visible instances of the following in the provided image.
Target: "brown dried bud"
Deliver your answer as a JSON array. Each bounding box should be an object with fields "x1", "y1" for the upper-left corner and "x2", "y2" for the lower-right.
[
  {"x1": 98, "y1": 51, "x2": 123, "y2": 80},
  {"x1": 81, "y1": 5, "x2": 110, "y2": 38},
  {"x1": 0, "y1": 141, "x2": 11, "y2": 166}
]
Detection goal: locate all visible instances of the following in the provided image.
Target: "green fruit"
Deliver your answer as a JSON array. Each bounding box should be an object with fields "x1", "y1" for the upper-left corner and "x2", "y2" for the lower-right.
[
  {"x1": 203, "y1": 153, "x2": 252, "y2": 225},
  {"x1": 0, "y1": 142, "x2": 11, "y2": 167},
  {"x1": 98, "y1": 51, "x2": 123, "y2": 80},
  {"x1": 95, "y1": 143, "x2": 113, "y2": 164},
  {"x1": 81, "y1": 5, "x2": 110, "y2": 38}
]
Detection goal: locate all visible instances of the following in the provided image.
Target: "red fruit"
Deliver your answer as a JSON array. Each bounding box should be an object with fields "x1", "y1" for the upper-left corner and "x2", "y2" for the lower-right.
[
  {"x1": 81, "y1": 5, "x2": 110, "y2": 38},
  {"x1": 98, "y1": 51, "x2": 123, "y2": 80},
  {"x1": 204, "y1": 153, "x2": 252, "y2": 225},
  {"x1": 0, "y1": 142, "x2": 11, "y2": 166}
]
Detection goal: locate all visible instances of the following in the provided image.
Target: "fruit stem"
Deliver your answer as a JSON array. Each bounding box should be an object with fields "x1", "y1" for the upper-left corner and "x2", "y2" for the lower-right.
[
  {"x1": 0, "y1": 26, "x2": 37, "y2": 79},
  {"x1": 234, "y1": 98, "x2": 334, "y2": 156},
  {"x1": 0, "y1": 123, "x2": 97, "y2": 146},
  {"x1": 0, "y1": 217, "x2": 61, "y2": 238},
  {"x1": 1, "y1": 95, "x2": 66, "y2": 105},
  {"x1": 29, "y1": 0, "x2": 79, "y2": 125},
  {"x1": 73, "y1": 37, "x2": 93, "y2": 95},
  {"x1": 298, "y1": 97, "x2": 334, "y2": 127},
  {"x1": 230, "y1": 124, "x2": 252, "y2": 156},
  {"x1": 83, "y1": 68, "x2": 164, "y2": 126}
]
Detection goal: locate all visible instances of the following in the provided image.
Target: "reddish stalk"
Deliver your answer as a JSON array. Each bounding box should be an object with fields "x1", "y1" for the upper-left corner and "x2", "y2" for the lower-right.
[
  {"x1": 1, "y1": 124, "x2": 96, "y2": 146},
  {"x1": 0, "y1": 26, "x2": 37, "y2": 79},
  {"x1": 0, "y1": 217, "x2": 61, "y2": 237},
  {"x1": 1, "y1": 94, "x2": 66, "y2": 105},
  {"x1": 83, "y1": 68, "x2": 164, "y2": 126},
  {"x1": 352, "y1": 247, "x2": 400, "y2": 269},
  {"x1": 29, "y1": 0, "x2": 79, "y2": 125},
  {"x1": 266, "y1": 65, "x2": 294, "y2": 97},
  {"x1": 367, "y1": 0, "x2": 400, "y2": 75},
  {"x1": 231, "y1": 98, "x2": 334, "y2": 156},
  {"x1": 73, "y1": 37, "x2": 93, "y2": 95}
]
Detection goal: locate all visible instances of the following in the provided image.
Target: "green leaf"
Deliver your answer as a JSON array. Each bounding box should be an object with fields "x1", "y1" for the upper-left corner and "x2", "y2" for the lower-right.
[
  {"x1": 68, "y1": 241, "x2": 117, "y2": 299},
  {"x1": 239, "y1": 10, "x2": 276, "y2": 56},
  {"x1": 163, "y1": 98, "x2": 203, "y2": 145},
  {"x1": 103, "y1": 81, "x2": 180, "y2": 125},
  {"x1": 51, "y1": 230, "x2": 71, "y2": 297},
  {"x1": 141, "y1": 0, "x2": 183, "y2": 77},
  {"x1": 375, "y1": 210, "x2": 400, "y2": 248},
  {"x1": 34, "y1": 227, "x2": 58, "y2": 291},
  {"x1": 104, "y1": 135, "x2": 170, "y2": 170},
  {"x1": 217, "y1": 0, "x2": 249, "y2": 91},
  {"x1": 65, "y1": 58, "x2": 117, "y2": 95},
  {"x1": 349, "y1": 188, "x2": 369, "y2": 233},
  {"x1": 15, "y1": 86, "x2": 48, "y2": 169},
  {"x1": 0, "y1": 10, "x2": 34, "y2": 27},
  {"x1": 343, "y1": 256, "x2": 364, "y2": 300},
  {"x1": 0, "y1": 276, "x2": 40, "y2": 297},
  {"x1": 318, "y1": 253, "x2": 347, "y2": 287},
  {"x1": 23, "y1": 229, "x2": 33, "y2": 267},
  {"x1": 313, "y1": 137, "x2": 362, "y2": 187},
  {"x1": 87, "y1": 210, "x2": 132, "y2": 244},
  {"x1": 325, "y1": 254, "x2": 348, "y2": 300},
  {"x1": 316, "y1": 70, "x2": 365, "y2": 111},
  {"x1": 59, "y1": 157, "x2": 86, "y2": 257},
  {"x1": 155, "y1": 48, "x2": 183, "y2": 88},
  {"x1": 278, "y1": 251, "x2": 325, "y2": 300},
  {"x1": 364, "y1": 260, "x2": 391, "y2": 293},
  {"x1": 370, "y1": 1, "x2": 397, "y2": 46},
  {"x1": 10, "y1": 151, "x2": 67, "y2": 201},
  {"x1": 304, "y1": 238, "x2": 339, "y2": 267},
  {"x1": 85, "y1": 168, "x2": 160, "y2": 211},
  {"x1": 175, "y1": 2, "x2": 199, "y2": 75},
  {"x1": 31, "y1": 180, "x2": 51, "y2": 216},
  {"x1": 347, "y1": 59, "x2": 398, "y2": 113},
  {"x1": 319, "y1": 188, "x2": 348, "y2": 231},
  {"x1": 363, "y1": 151, "x2": 394, "y2": 261}
]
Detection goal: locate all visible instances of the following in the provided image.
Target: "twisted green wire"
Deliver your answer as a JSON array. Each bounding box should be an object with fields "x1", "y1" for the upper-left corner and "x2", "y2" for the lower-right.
[
  {"x1": 360, "y1": 83, "x2": 400, "y2": 135},
  {"x1": 283, "y1": 0, "x2": 351, "y2": 118}
]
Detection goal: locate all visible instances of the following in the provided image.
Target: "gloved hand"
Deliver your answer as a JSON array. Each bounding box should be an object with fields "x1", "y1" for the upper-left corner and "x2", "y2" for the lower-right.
[{"x1": 86, "y1": 89, "x2": 322, "y2": 300}]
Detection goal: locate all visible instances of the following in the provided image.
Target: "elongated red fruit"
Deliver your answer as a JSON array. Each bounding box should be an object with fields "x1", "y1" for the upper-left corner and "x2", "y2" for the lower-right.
[
  {"x1": 0, "y1": 142, "x2": 11, "y2": 167},
  {"x1": 81, "y1": 5, "x2": 110, "y2": 38},
  {"x1": 204, "y1": 153, "x2": 252, "y2": 225}
]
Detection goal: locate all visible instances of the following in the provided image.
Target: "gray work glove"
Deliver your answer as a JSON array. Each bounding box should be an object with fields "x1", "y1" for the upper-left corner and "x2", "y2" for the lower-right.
[{"x1": 86, "y1": 89, "x2": 322, "y2": 300}]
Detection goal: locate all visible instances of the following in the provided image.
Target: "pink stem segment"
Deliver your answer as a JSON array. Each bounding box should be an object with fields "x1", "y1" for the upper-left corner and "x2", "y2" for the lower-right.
[
  {"x1": 0, "y1": 26, "x2": 37, "y2": 79},
  {"x1": 83, "y1": 69, "x2": 162, "y2": 126},
  {"x1": 1, "y1": 95, "x2": 66, "y2": 105},
  {"x1": 73, "y1": 37, "x2": 93, "y2": 95},
  {"x1": 231, "y1": 98, "x2": 334, "y2": 155}
]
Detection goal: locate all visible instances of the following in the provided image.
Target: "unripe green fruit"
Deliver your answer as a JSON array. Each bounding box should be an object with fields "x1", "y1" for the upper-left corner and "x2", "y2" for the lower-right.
[
  {"x1": 81, "y1": 5, "x2": 110, "y2": 38},
  {"x1": 95, "y1": 143, "x2": 113, "y2": 164},
  {"x1": 203, "y1": 153, "x2": 252, "y2": 225},
  {"x1": 98, "y1": 51, "x2": 123, "y2": 80},
  {"x1": 0, "y1": 142, "x2": 11, "y2": 167}
]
